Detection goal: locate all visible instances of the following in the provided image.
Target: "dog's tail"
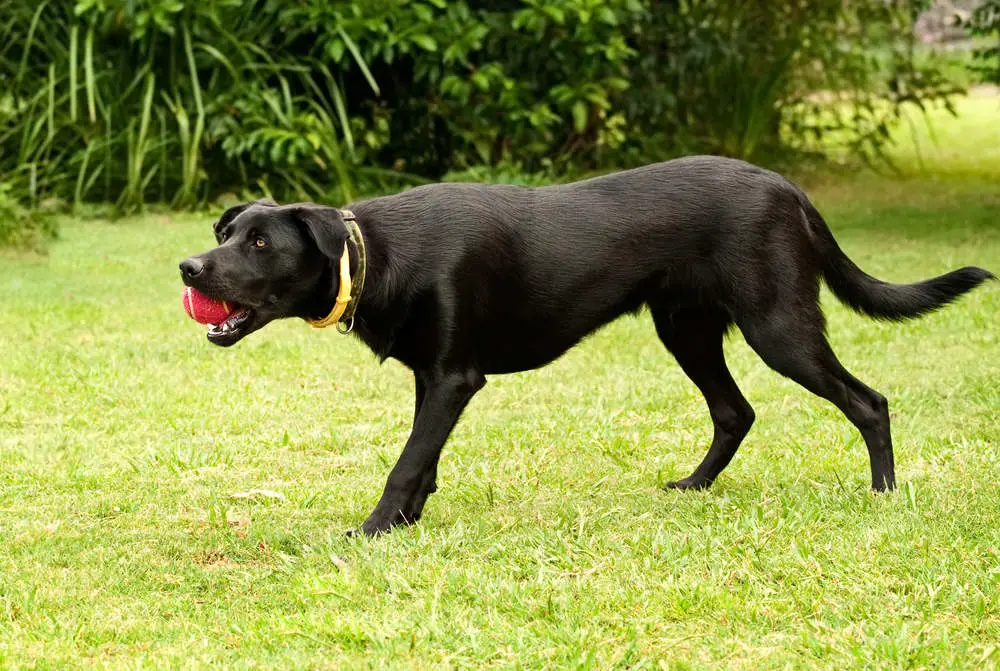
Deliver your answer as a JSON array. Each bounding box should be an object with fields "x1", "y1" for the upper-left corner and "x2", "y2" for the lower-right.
[{"x1": 797, "y1": 193, "x2": 994, "y2": 321}]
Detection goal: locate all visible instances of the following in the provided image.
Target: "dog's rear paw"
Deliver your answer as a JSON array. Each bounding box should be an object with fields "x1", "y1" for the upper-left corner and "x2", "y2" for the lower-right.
[{"x1": 664, "y1": 476, "x2": 713, "y2": 491}]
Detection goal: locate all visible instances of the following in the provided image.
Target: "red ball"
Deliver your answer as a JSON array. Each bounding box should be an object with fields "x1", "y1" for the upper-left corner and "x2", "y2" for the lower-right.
[{"x1": 182, "y1": 286, "x2": 233, "y2": 325}]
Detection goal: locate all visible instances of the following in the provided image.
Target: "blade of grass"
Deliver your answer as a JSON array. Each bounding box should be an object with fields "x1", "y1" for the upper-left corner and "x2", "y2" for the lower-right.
[
  {"x1": 18, "y1": 96, "x2": 46, "y2": 163},
  {"x1": 119, "y1": 119, "x2": 137, "y2": 210},
  {"x1": 47, "y1": 63, "x2": 55, "y2": 142},
  {"x1": 164, "y1": 93, "x2": 192, "y2": 208},
  {"x1": 310, "y1": 61, "x2": 354, "y2": 152},
  {"x1": 336, "y1": 26, "x2": 380, "y2": 96},
  {"x1": 158, "y1": 107, "x2": 168, "y2": 202},
  {"x1": 82, "y1": 160, "x2": 105, "y2": 202},
  {"x1": 84, "y1": 24, "x2": 96, "y2": 123},
  {"x1": 74, "y1": 138, "x2": 94, "y2": 208},
  {"x1": 116, "y1": 64, "x2": 152, "y2": 106},
  {"x1": 16, "y1": 0, "x2": 51, "y2": 88},
  {"x1": 177, "y1": 22, "x2": 206, "y2": 207},
  {"x1": 28, "y1": 161, "x2": 37, "y2": 203},
  {"x1": 195, "y1": 43, "x2": 241, "y2": 82},
  {"x1": 69, "y1": 23, "x2": 78, "y2": 122}
]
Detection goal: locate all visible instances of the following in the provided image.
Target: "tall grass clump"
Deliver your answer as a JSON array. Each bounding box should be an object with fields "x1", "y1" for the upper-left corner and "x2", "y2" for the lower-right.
[{"x1": 0, "y1": 1, "x2": 383, "y2": 217}]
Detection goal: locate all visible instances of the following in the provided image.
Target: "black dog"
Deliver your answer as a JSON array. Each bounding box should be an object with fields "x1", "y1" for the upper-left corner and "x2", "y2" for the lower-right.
[{"x1": 179, "y1": 156, "x2": 993, "y2": 536}]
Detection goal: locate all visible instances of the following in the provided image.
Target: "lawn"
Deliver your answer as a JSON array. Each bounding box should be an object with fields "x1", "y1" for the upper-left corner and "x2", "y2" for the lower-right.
[{"x1": 1, "y1": 95, "x2": 998, "y2": 669}]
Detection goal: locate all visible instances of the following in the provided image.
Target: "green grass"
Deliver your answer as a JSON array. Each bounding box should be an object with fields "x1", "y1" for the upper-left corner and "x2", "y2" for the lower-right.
[{"x1": 1, "y1": 96, "x2": 999, "y2": 669}]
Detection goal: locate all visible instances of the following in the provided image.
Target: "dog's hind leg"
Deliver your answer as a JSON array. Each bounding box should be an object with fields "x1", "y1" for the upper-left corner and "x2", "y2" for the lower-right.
[
  {"x1": 737, "y1": 307, "x2": 895, "y2": 491},
  {"x1": 652, "y1": 307, "x2": 755, "y2": 490}
]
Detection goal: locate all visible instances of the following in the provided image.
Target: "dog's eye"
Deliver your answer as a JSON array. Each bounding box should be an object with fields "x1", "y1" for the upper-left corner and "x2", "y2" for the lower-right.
[{"x1": 254, "y1": 237, "x2": 267, "y2": 248}]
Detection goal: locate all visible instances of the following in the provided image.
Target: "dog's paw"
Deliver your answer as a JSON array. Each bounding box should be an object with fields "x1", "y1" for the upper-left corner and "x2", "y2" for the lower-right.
[
  {"x1": 348, "y1": 507, "x2": 420, "y2": 538},
  {"x1": 345, "y1": 525, "x2": 385, "y2": 539},
  {"x1": 343, "y1": 521, "x2": 392, "y2": 538},
  {"x1": 664, "y1": 476, "x2": 713, "y2": 491}
]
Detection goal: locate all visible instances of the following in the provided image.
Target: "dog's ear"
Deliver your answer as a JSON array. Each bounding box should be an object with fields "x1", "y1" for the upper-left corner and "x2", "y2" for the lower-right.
[
  {"x1": 289, "y1": 204, "x2": 349, "y2": 262},
  {"x1": 213, "y1": 199, "x2": 278, "y2": 243}
]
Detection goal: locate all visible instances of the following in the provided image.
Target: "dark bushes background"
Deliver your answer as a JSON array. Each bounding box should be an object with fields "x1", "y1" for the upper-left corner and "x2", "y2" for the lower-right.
[
  {"x1": 968, "y1": 0, "x2": 1000, "y2": 83},
  {"x1": 0, "y1": 0, "x2": 959, "y2": 225}
]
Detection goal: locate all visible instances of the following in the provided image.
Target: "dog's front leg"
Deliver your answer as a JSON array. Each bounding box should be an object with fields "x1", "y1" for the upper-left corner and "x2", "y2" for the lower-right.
[{"x1": 356, "y1": 369, "x2": 485, "y2": 536}]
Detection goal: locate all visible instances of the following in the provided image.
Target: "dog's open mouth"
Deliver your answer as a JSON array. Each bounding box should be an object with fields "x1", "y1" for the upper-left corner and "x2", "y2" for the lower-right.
[{"x1": 206, "y1": 306, "x2": 254, "y2": 346}]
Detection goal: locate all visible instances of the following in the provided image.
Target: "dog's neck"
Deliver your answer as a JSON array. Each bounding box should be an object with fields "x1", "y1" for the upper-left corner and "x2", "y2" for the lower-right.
[
  {"x1": 307, "y1": 206, "x2": 411, "y2": 362},
  {"x1": 306, "y1": 213, "x2": 365, "y2": 330}
]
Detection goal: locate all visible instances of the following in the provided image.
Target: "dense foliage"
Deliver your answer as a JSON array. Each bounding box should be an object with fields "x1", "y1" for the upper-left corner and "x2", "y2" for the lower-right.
[
  {"x1": 968, "y1": 0, "x2": 1000, "y2": 83},
  {"x1": 0, "y1": 0, "x2": 953, "y2": 230}
]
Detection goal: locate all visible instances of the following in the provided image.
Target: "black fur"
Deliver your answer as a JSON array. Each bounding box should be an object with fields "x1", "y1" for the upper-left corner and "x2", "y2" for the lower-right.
[{"x1": 179, "y1": 156, "x2": 994, "y2": 536}]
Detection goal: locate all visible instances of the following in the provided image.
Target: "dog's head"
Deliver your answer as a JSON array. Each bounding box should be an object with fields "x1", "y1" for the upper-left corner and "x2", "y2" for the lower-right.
[{"x1": 179, "y1": 200, "x2": 352, "y2": 347}]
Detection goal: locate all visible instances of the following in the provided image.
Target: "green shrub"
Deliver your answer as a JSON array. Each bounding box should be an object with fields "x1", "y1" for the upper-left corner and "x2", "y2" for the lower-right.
[
  {"x1": 621, "y1": 1, "x2": 962, "y2": 167},
  {"x1": 1, "y1": 0, "x2": 392, "y2": 215},
  {"x1": 0, "y1": 0, "x2": 955, "y2": 220},
  {"x1": 0, "y1": 182, "x2": 59, "y2": 249},
  {"x1": 968, "y1": 0, "x2": 1000, "y2": 84}
]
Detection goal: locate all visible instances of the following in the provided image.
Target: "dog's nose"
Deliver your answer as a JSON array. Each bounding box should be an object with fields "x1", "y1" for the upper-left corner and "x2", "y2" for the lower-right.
[{"x1": 180, "y1": 257, "x2": 205, "y2": 279}]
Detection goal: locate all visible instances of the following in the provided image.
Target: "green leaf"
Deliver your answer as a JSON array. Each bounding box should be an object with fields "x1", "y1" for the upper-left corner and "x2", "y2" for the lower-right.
[
  {"x1": 411, "y1": 34, "x2": 438, "y2": 52},
  {"x1": 73, "y1": 0, "x2": 95, "y2": 17},
  {"x1": 572, "y1": 101, "x2": 588, "y2": 133},
  {"x1": 413, "y1": 4, "x2": 433, "y2": 22},
  {"x1": 584, "y1": 89, "x2": 608, "y2": 106},
  {"x1": 542, "y1": 6, "x2": 565, "y2": 24},
  {"x1": 328, "y1": 40, "x2": 346, "y2": 63},
  {"x1": 550, "y1": 84, "x2": 575, "y2": 103},
  {"x1": 605, "y1": 77, "x2": 630, "y2": 92},
  {"x1": 337, "y1": 26, "x2": 380, "y2": 96},
  {"x1": 474, "y1": 139, "x2": 491, "y2": 163},
  {"x1": 471, "y1": 70, "x2": 490, "y2": 91},
  {"x1": 597, "y1": 7, "x2": 617, "y2": 26},
  {"x1": 270, "y1": 138, "x2": 285, "y2": 165}
]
